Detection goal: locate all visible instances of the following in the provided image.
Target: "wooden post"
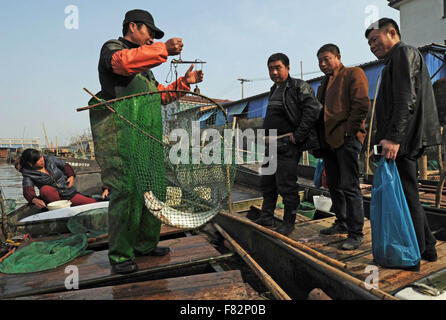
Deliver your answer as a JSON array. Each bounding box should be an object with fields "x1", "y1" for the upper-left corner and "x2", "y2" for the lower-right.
[
  {"x1": 420, "y1": 155, "x2": 428, "y2": 180},
  {"x1": 439, "y1": 126, "x2": 444, "y2": 173},
  {"x1": 366, "y1": 76, "x2": 381, "y2": 175}
]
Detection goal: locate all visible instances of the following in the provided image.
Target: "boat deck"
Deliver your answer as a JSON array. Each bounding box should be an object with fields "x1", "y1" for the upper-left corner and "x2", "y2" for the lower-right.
[
  {"x1": 0, "y1": 226, "x2": 263, "y2": 300},
  {"x1": 224, "y1": 194, "x2": 446, "y2": 299},
  {"x1": 18, "y1": 270, "x2": 251, "y2": 300},
  {"x1": 286, "y1": 216, "x2": 446, "y2": 294}
]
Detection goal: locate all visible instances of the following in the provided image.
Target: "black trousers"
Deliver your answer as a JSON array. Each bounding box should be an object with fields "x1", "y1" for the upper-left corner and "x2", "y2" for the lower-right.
[
  {"x1": 395, "y1": 155, "x2": 437, "y2": 254},
  {"x1": 323, "y1": 136, "x2": 364, "y2": 238},
  {"x1": 261, "y1": 139, "x2": 301, "y2": 214}
]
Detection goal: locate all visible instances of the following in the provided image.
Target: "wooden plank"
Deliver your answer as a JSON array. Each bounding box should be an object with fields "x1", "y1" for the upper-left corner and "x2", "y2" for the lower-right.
[
  {"x1": 0, "y1": 235, "x2": 220, "y2": 299},
  {"x1": 18, "y1": 225, "x2": 188, "y2": 251},
  {"x1": 17, "y1": 270, "x2": 249, "y2": 300},
  {"x1": 346, "y1": 241, "x2": 446, "y2": 293},
  {"x1": 299, "y1": 222, "x2": 373, "y2": 262}
]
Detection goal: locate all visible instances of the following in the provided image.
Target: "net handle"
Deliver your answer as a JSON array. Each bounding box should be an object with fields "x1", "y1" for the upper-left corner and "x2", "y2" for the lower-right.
[{"x1": 77, "y1": 89, "x2": 230, "y2": 124}]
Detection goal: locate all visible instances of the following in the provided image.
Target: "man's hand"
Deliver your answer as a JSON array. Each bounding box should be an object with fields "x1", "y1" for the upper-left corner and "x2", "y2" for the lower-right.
[
  {"x1": 182, "y1": 64, "x2": 204, "y2": 85},
  {"x1": 165, "y1": 38, "x2": 183, "y2": 56},
  {"x1": 102, "y1": 188, "x2": 109, "y2": 200},
  {"x1": 67, "y1": 176, "x2": 74, "y2": 188},
  {"x1": 32, "y1": 198, "x2": 46, "y2": 209},
  {"x1": 380, "y1": 139, "x2": 400, "y2": 160}
]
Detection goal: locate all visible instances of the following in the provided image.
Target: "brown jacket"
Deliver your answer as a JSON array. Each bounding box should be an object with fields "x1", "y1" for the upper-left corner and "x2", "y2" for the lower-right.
[{"x1": 317, "y1": 64, "x2": 370, "y2": 149}]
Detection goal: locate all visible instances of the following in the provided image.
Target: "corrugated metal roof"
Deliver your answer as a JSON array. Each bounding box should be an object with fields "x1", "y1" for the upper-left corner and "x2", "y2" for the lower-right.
[
  {"x1": 221, "y1": 44, "x2": 446, "y2": 121},
  {"x1": 387, "y1": 0, "x2": 405, "y2": 9}
]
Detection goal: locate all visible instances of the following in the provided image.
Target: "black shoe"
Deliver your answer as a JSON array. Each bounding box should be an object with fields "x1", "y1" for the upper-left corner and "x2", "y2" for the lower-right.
[
  {"x1": 340, "y1": 237, "x2": 363, "y2": 250},
  {"x1": 254, "y1": 215, "x2": 274, "y2": 227},
  {"x1": 422, "y1": 249, "x2": 438, "y2": 262},
  {"x1": 275, "y1": 222, "x2": 295, "y2": 236},
  {"x1": 136, "y1": 246, "x2": 170, "y2": 257},
  {"x1": 320, "y1": 224, "x2": 348, "y2": 235},
  {"x1": 111, "y1": 260, "x2": 139, "y2": 274}
]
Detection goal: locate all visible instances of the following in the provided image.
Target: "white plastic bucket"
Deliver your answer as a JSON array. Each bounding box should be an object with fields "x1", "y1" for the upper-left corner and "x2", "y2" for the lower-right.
[
  {"x1": 47, "y1": 200, "x2": 72, "y2": 211},
  {"x1": 313, "y1": 195, "x2": 332, "y2": 212}
]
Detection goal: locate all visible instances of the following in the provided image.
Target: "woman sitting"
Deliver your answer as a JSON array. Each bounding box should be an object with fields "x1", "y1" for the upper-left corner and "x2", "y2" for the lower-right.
[{"x1": 18, "y1": 149, "x2": 97, "y2": 209}]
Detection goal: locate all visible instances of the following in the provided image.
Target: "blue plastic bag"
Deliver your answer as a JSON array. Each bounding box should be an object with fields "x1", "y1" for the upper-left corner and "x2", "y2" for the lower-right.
[
  {"x1": 370, "y1": 158, "x2": 421, "y2": 268},
  {"x1": 314, "y1": 159, "x2": 324, "y2": 188}
]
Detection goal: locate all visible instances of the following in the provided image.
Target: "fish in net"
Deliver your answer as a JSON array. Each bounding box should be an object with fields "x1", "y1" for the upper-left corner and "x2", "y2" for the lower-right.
[{"x1": 88, "y1": 90, "x2": 236, "y2": 229}]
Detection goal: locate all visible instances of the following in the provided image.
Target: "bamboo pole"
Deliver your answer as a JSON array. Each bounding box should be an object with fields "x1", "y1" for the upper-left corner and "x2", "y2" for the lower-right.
[
  {"x1": 365, "y1": 76, "x2": 381, "y2": 175},
  {"x1": 0, "y1": 248, "x2": 16, "y2": 263},
  {"x1": 218, "y1": 211, "x2": 347, "y2": 270},
  {"x1": 279, "y1": 238, "x2": 398, "y2": 300},
  {"x1": 213, "y1": 223, "x2": 292, "y2": 300},
  {"x1": 217, "y1": 213, "x2": 398, "y2": 300},
  {"x1": 87, "y1": 233, "x2": 109, "y2": 244},
  {"x1": 0, "y1": 192, "x2": 7, "y2": 242},
  {"x1": 420, "y1": 155, "x2": 428, "y2": 180}
]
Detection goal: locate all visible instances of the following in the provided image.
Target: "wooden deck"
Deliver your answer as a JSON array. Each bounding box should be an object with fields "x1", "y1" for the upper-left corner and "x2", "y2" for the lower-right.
[
  {"x1": 17, "y1": 270, "x2": 251, "y2": 300},
  {"x1": 268, "y1": 213, "x2": 446, "y2": 296},
  {"x1": 0, "y1": 235, "x2": 224, "y2": 299}
]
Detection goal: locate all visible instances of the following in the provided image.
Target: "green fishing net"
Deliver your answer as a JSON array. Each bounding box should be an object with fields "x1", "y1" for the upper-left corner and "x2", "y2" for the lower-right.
[
  {"x1": 67, "y1": 207, "x2": 108, "y2": 238},
  {"x1": 0, "y1": 234, "x2": 88, "y2": 274},
  {"x1": 103, "y1": 92, "x2": 236, "y2": 229}
]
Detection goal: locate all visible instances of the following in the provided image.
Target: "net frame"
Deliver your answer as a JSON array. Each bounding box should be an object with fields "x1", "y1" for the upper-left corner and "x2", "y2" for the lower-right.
[{"x1": 81, "y1": 90, "x2": 235, "y2": 229}]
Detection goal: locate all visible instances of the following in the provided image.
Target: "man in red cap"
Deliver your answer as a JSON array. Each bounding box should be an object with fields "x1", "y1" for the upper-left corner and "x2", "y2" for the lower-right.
[{"x1": 89, "y1": 9, "x2": 204, "y2": 274}]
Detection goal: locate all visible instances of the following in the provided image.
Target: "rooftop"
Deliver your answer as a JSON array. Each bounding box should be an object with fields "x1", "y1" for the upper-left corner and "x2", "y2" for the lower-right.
[{"x1": 387, "y1": 0, "x2": 406, "y2": 9}]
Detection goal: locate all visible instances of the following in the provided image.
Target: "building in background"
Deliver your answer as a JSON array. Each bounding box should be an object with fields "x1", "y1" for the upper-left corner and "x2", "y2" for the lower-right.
[{"x1": 388, "y1": 0, "x2": 446, "y2": 47}]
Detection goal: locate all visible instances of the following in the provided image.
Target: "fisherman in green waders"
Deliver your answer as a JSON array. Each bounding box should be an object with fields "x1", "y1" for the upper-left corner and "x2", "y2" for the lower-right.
[{"x1": 89, "y1": 9, "x2": 204, "y2": 274}]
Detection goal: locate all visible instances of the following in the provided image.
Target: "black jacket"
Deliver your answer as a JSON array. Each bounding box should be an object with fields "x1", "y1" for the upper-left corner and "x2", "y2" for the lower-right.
[
  {"x1": 375, "y1": 41, "x2": 442, "y2": 157},
  {"x1": 269, "y1": 76, "x2": 323, "y2": 152}
]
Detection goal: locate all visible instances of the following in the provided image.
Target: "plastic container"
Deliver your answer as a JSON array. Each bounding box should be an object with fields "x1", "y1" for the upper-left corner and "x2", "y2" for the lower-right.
[
  {"x1": 297, "y1": 202, "x2": 316, "y2": 219},
  {"x1": 313, "y1": 195, "x2": 332, "y2": 212},
  {"x1": 47, "y1": 200, "x2": 72, "y2": 211}
]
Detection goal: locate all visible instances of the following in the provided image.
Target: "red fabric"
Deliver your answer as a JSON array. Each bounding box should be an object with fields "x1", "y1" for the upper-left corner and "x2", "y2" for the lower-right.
[
  {"x1": 62, "y1": 163, "x2": 75, "y2": 178},
  {"x1": 111, "y1": 42, "x2": 168, "y2": 76},
  {"x1": 39, "y1": 185, "x2": 97, "y2": 207},
  {"x1": 157, "y1": 78, "x2": 190, "y2": 105},
  {"x1": 23, "y1": 186, "x2": 37, "y2": 203}
]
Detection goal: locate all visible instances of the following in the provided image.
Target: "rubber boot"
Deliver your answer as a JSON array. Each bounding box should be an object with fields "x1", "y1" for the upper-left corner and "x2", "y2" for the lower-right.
[
  {"x1": 275, "y1": 209, "x2": 296, "y2": 236},
  {"x1": 254, "y1": 209, "x2": 274, "y2": 226}
]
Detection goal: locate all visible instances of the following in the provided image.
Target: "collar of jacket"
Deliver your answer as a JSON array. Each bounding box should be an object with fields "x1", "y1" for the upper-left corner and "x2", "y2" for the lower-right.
[
  {"x1": 269, "y1": 75, "x2": 295, "y2": 93},
  {"x1": 383, "y1": 41, "x2": 403, "y2": 65},
  {"x1": 118, "y1": 37, "x2": 140, "y2": 49},
  {"x1": 21, "y1": 155, "x2": 50, "y2": 178},
  {"x1": 321, "y1": 63, "x2": 345, "y2": 85}
]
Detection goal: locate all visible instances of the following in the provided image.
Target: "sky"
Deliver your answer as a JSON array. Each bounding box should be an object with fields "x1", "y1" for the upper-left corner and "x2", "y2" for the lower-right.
[{"x1": 0, "y1": 0, "x2": 400, "y2": 146}]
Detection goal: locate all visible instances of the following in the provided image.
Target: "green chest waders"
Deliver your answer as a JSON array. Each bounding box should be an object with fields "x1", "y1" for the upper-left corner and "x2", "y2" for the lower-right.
[{"x1": 89, "y1": 71, "x2": 165, "y2": 264}]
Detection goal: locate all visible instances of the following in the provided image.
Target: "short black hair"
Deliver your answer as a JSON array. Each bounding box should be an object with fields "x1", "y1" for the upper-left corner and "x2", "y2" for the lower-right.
[
  {"x1": 317, "y1": 44, "x2": 341, "y2": 57},
  {"x1": 267, "y1": 53, "x2": 289, "y2": 67},
  {"x1": 365, "y1": 18, "x2": 401, "y2": 39},
  {"x1": 20, "y1": 148, "x2": 42, "y2": 170},
  {"x1": 122, "y1": 21, "x2": 146, "y2": 37}
]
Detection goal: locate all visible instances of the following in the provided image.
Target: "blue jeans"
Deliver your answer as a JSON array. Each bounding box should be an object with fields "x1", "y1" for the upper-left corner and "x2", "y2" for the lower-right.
[{"x1": 323, "y1": 136, "x2": 364, "y2": 238}]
